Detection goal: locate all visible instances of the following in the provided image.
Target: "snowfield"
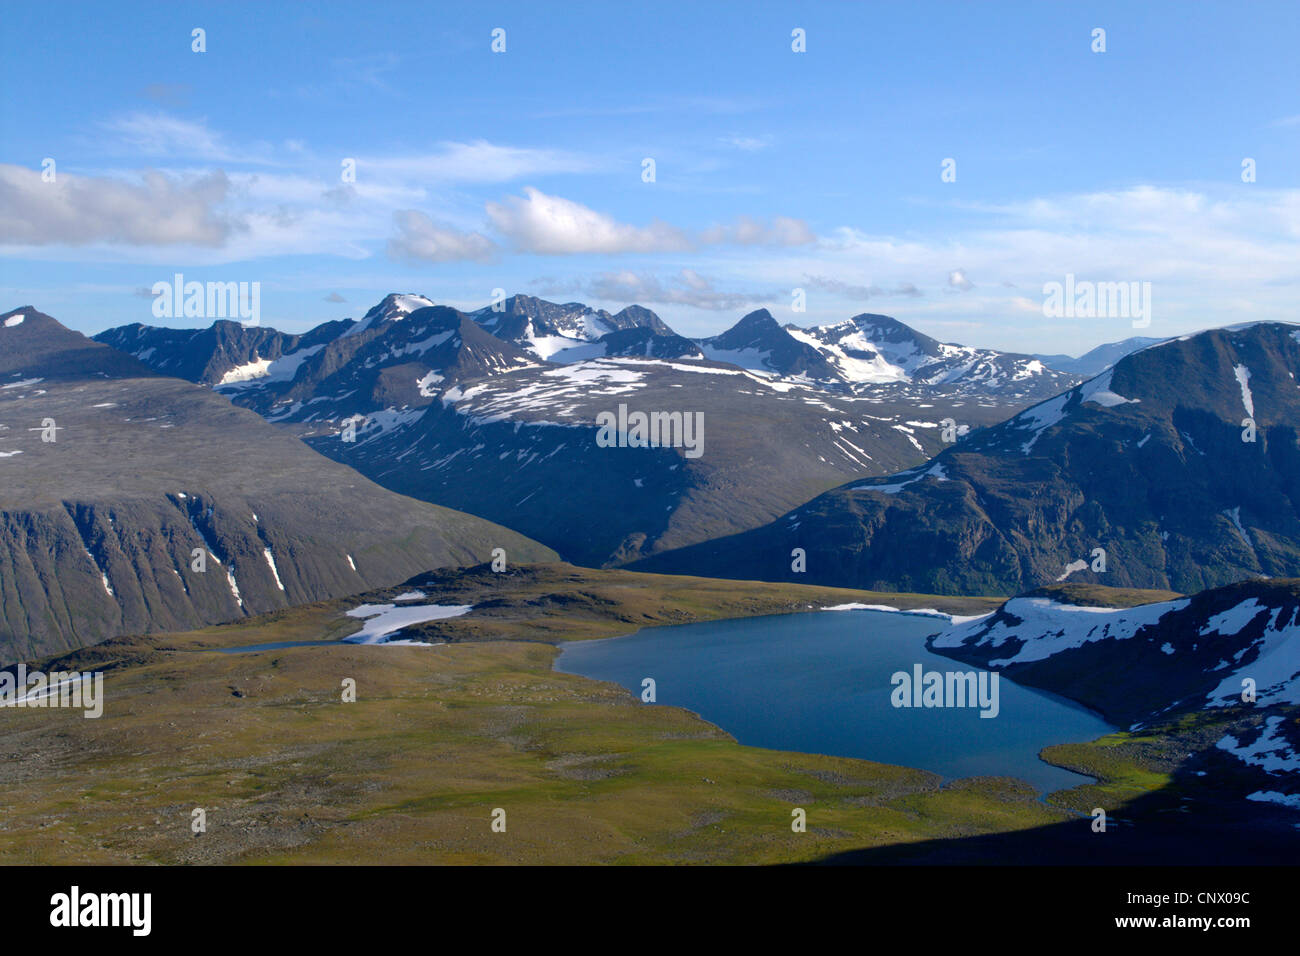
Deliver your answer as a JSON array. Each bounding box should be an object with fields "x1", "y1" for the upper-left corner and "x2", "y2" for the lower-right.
[
  {"x1": 343, "y1": 601, "x2": 473, "y2": 645},
  {"x1": 1205, "y1": 603, "x2": 1300, "y2": 707},
  {"x1": 932, "y1": 596, "x2": 1191, "y2": 666},
  {"x1": 1217, "y1": 716, "x2": 1299, "y2": 774}
]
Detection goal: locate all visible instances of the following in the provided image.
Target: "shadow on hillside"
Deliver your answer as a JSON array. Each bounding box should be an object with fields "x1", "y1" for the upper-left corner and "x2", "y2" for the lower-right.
[{"x1": 807, "y1": 781, "x2": 1300, "y2": 865}]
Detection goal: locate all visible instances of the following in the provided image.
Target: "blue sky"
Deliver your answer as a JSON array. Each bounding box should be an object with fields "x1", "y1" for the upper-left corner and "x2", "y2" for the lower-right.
[{"x1": 2, "y1": 0, "x2": 1297, "y2": 353}]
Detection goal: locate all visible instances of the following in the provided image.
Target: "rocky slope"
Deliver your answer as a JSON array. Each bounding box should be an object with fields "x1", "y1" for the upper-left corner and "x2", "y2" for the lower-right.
[
  {"x1": 0, "y1": 306, "x2": 555, "y2": 664},
  {"x1": 633, "y1": 322, "x2": 1300, "y2": 594},
  {"x1": 931, "y1": 578, "x2": 1300, "y2": 811},
  {"x1": 93, "y1": 296, "x2": 1036, "y2": 567}
]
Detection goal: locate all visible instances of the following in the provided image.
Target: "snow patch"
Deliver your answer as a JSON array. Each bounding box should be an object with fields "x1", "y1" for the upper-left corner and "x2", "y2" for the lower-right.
[
  {"x1": 1247, "y1": 790, "x2": 1300, "y2": 809},
  {"x1": 1205, "y1": 603, "x2": 1300, "y2": 707},
  {"x1": 851, "y1": 461, "x2": 947, "y2": 495},
  {"x1": 1234, "y1": 364, "x2": 1255, "y2": 418},
  {"x1": 1217, "y1": 717, "x2": 1299, "y2": 774},
  {"x1": 933, "y1": 596, "x2": 1191, "y2": 666},
  {"x1": 262, "y1": 547, "x2": 285, "y2": 591},
  {"x1": 1055, "y1": 559, "x2": 1088, "y2": 582},
  {"x1": 1200, "y1": 597, "x2": 1267, "y2": 637},
  {"x1": 218, "y1": 357, "x2": 274, "y2": 385},
  {"x1": 416, "y1": 370, "x2": 444, "y2": 397},
  {"x1": 1222, "y1": 507, "x2": 1252, "y2": 548},
  {"x1": 821, "y1": 603, "x2": 988, "y2": 624},
  {"x1": 342, "y1": 602, "x2": 472, "y2": 645}
]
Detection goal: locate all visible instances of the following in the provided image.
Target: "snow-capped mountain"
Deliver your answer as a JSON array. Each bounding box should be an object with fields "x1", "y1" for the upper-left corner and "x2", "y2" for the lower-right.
[
  {"x1": 469, "y1": 294, "x2": 693, "y2": 362},
  {"x1": 787, "y1": 312, "x2": 1078, "y2": 392},
  {"x1": 94, "y1": 317, "x2": 353, "y2": 386},
  {"x1": 697, "y1": 309, "x2": 840, "y2": 381},
  {"x1": 90, "y1": 292, "x2": 1101, "y2": 567},
  {"x1": 684, "y1": 309, "x2": 1079, "y2": 398},
  {"x1": 930, "y1": 577, "x2": 1300, "y2": 811},
  {"x1": 97, "y1": 292, "x2": 1079, "y2": 400},
  {"x1": 230, "y1": 305, "x2": 540, "y2": 423},
  {"x1": 95, "y1": 294, "x2": 1035, "y2": 567},
  {"x1": 1034, "y1": 335, "x2": 1167, "y2": 377},
  {"x1": 633, "y1": 321, "x2": 1300, "y2": 595},
  {"x1": 303, "y1": 352, "x2": 997, "y2": 567},
  {"x1": 341, "y1": 293, "x2": 435, "y2": 338}
]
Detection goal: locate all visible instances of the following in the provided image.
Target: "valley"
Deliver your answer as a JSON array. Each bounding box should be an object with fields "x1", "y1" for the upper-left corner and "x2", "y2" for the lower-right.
[
  {"x1": 4, "y1": 295, "x2": 1298, "y2": 867},
  {"x1": 2, "y1": 563, "x2": 1293, "y2": 865}
]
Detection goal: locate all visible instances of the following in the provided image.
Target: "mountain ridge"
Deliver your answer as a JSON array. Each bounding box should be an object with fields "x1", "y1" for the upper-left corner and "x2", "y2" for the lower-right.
[
  {"x1": 632, "y1": 321, "x2": 1300, "y2": 594},
  {"x1": 0, "y1": 306, "x2": 556, "y2": 664}
]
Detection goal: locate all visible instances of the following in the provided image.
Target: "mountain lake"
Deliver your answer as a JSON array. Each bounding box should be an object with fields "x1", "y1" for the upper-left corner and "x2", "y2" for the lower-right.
[{"x1": 556, "y1": 608, "x2": 1115, "y2": 794}]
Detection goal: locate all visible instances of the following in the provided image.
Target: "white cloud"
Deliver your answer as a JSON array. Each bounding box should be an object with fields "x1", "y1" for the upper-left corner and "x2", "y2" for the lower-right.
[
  {"x1": 488, "y1": 188, "x2": 816, "y2": 255},
  {"x1": 362, "y1": 141, "x2": 599, "y2": 184},
  {"x1": 0, "y1": 164, "x2": 236, "y2": 246},
  {"x1": 99, "y1": 113, "x2": 268, "y2": 164},
  {"x1": 487, "y1": 187, "x2": 693, "y2": 254},
  {"x1": 387, "y1": 210, "x2": 498, "y2": 264},
  {"x1": 948, "y1": 269, "x2": 974, "y2": 291},
  {"x1": 701, "y1": 215, "x2": 816, "y2": 247}
]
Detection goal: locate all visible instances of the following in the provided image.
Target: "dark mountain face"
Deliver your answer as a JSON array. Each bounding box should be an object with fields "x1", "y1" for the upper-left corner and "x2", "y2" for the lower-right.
[
  {"x1": 933, "y1": 578, "x2": 1300, "y2": 726},
  {"x1": 699, "y1": 309, "x2": 841, "y2": 380},
  {"x1": 286, "y1": 356, "x2": 1003, "y2": 567},
  {"x1": 227, "y1": 305, "x2": 540, "y2": 422},
  {"x1": 93, "y1": 318, "x2": 353, "y2": 386},
  {"x1": 89, "y1": 294, "x2": 1072, "y2": 568},
  {"x1": 0, "y1": 306, "x2": 555, "y2": 665},
  {"x1": 468, "y1": 294, "x2": 676, "y2": 361},
  {"x1": 4, "y1": 308, "x2": 154, "y2": 380},
  {"x1": 608, "y1": 304, "x2": 673, "y2": 335},
  {"x1": 599, "y1": 326, "x2": 703, "y2": 360},
  {"x1": 633, "y1": 323, "x2": 1300, "y2": 596}
]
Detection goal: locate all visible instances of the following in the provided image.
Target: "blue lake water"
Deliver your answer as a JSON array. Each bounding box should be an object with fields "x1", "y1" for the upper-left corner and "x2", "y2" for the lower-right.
[{"x1": 555, "y1": 609, "x2": 1115, "y2": 794}]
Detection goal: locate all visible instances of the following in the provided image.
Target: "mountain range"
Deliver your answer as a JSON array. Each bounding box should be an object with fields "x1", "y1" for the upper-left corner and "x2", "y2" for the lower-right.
[
  {"x1": 99, "y1": 293, "x2": 1082, "y2": 396},
  {"x1": 92, "y1": 294, "x2": 1072, "y2": 566},
  {"x1": 634, "y1": 322, "x2": 1300, "y2": 594},
  {"x1": 1033, "y1": 336, "x2": 1166, "y2": 377},
  {"x1": 28, "y1": 291, "x2": 1299, "y2": 647},
  {"x1": 0, "y1": 306, "x2": 554, "y2": 664}
]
